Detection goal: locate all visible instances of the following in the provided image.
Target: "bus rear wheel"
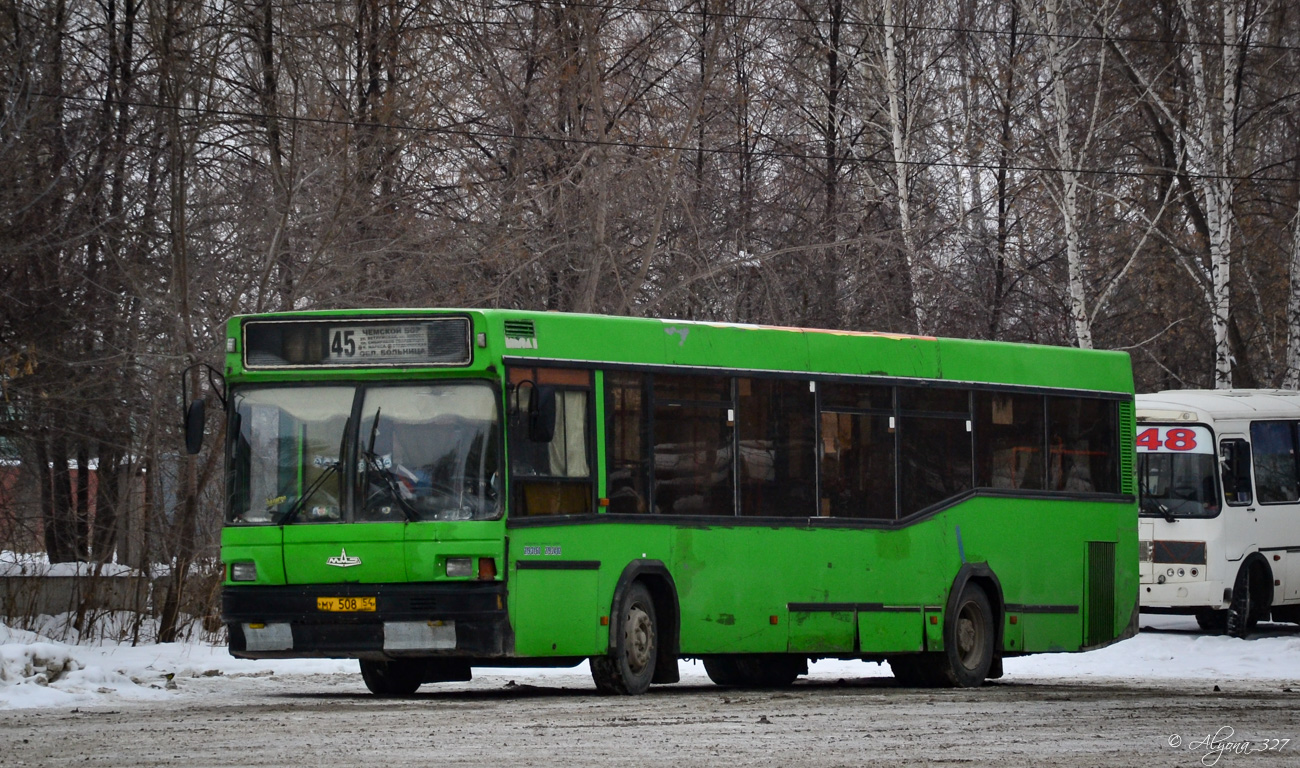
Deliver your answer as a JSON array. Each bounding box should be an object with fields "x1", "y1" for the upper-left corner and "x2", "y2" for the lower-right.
[
  {"x1": 591, "y1": 582, "x2": 658, "y2": 695},
  {"x1": 359, "y1": 659, "x2": 422, "y2": 696},
  {"x1": 703, "y1": 654, "x2": 806, "y2": 687},
  {"x1": 938, "y1": 582, "x2": 995, "y2": 687}
]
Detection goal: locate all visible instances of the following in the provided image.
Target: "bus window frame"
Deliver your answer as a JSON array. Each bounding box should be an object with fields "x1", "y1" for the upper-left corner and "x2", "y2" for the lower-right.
[
  {"x1": 1247, "y1": 420, "x2": 1300, "y2": 506},
  {"x1": 506, "y1": 365, "x2": 598, "y2": 517},
  {"x1": 1218, "y1": 435, "x2": 1253, "y2": 507}
]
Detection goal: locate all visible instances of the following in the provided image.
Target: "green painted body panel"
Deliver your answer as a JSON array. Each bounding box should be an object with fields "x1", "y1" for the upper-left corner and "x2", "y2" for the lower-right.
[
  {"x1": 282, "y1": 524, "x2": 407, "y2": 584},
  {"x1": 504, "y1": 496, "x2": 1136, "y2": 658},
  {"x1": 509, "y1": 568, "x2": 602, "y2": 656},
  {"x1": 220, "y1": 308, "x2": 1137, "y2": 663},
  {"x1": 858, "y1": 611, "x2": 925, "y2": 653},
  {"x1": 223, "y1": 522, "x2": 504, "y2": 586},
  {"x1": 788, "y1": 611, "x2": 855, "y2": 652},
  {"x1": 403, "y1": 521, "x2": 505, "y2": 583},
  {"x1": 221, "y1": 525, "x2": 285, "y2": 584}
]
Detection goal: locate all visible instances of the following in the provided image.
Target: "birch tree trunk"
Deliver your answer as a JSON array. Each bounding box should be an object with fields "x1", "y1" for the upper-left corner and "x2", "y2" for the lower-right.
[
  {"x1": 1284, "y1": 204, "x2": 1300, "y2": 389},
  {"x1": 1179, "y1": 0, "x2": 1239, "y2": 388},
  {"x1": 880, "y1": 0, "x2": 923, "y2": 334},
  {"x1": 1039, "y1": 0, "x2": 1092, "y2": 349}
]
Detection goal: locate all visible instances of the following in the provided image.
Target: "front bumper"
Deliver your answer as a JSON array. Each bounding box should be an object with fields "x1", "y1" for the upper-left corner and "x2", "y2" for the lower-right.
[
  {"x1": 223, "y1": 582, "x2": 512, "y2": 659},
  {"x1": 1139, "y1": 579, "x2": 1228, "y2": 611}
]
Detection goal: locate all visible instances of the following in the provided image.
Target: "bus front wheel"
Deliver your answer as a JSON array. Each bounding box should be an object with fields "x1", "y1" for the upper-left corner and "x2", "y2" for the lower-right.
[
  {"x1": 1227, "y1": 562, "x2": 1270, "y2": 638},
  {"x1": 591, "y1": 581, "x2": 658, "y2": 695},
  {"x1": 359, "y1": 659, "x2": 422, "y2": 696}
]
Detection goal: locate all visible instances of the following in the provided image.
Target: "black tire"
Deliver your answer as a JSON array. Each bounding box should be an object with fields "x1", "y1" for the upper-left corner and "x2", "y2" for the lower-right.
[
  {"x1": 1195, "y1": 609, "x2": 1228, "y2": 633},
  {"x1": 359, "y1": 659, "x2": 422, "y2": 696},
  {"x1": 938, "y1": 582, "x2": 996, "y2": 687},
  {"x1": 1226, "y1": 564, "x2": 1267, "y2": 639},
  {"x1": 703, "y1": 654, "x2": 806, "y2": 687},
  {"x1": 591, "y1": 582, "x2": 658, "y2": 695}
]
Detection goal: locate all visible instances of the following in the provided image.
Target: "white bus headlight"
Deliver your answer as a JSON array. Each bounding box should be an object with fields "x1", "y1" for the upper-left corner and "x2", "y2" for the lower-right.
[
  {"x1": 445, "y1": 557, "x2": 474, "y2": 578},
  {"x1": 230, "y1": 561, "x2": 257, "y2": 582}
]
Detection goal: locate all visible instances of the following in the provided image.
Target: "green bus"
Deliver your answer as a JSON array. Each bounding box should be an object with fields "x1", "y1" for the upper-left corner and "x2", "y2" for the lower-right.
[{"x1": 200, "y1": 309, "x2": 1138, "y2": 695}]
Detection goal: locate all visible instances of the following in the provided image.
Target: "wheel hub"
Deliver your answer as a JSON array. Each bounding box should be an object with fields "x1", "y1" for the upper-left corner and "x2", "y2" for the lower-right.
[
  {"x1": 624, "y1": 604, "x2": 654, "y2": 673},
  {"x1": 956, "y1": 601, "x2": 984, "y2": 669}
]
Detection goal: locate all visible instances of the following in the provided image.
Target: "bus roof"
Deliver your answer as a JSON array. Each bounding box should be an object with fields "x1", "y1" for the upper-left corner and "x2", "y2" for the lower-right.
[
  {"x1": 228, "y1": 309, "x2": 1135, "y2": 394},
  {"x1": 1137, "y1": 389, "x2": 1300, "y2": 422}
]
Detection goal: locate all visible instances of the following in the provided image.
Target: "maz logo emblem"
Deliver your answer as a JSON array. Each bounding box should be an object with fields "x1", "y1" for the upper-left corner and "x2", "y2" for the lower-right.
[{"x1": 326, "y1": 548, "x2": 361, "y2": 568}]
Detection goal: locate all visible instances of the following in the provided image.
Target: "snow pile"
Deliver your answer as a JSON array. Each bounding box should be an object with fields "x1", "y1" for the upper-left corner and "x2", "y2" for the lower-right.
[
  {"x1": 1002, "y1": 615, "x2": 1300, "y2": 682},
  {"x1": 0, "y1": 621, "x2": 167, "y2": 709},
  {"x1": 0, "y1": 622, "x2": 83, "y2": 685},
  {"x1": 0, "y1": 551, "x2": 145, "y2": 578}
]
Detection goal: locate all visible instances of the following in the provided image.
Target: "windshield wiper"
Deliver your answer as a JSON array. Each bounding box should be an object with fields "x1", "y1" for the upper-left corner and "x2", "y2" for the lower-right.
[
  {"x1": 280, "y1": 417, "x2": 350, "y2": 526},
  {"x1": 361, "y1": 408, "x2": 420, "y2": 522},
  {"x1": 1140, "y1": 496, "x2": 1178, "y2": 523}
]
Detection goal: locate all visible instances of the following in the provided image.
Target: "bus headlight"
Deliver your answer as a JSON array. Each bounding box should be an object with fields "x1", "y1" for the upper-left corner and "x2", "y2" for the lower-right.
[
  {"x1": 446, "y1": 557, "x2": 474, "y2": 578},
  {"x1": 230, "y1": 561, "x2": 257, "y2": 582}
]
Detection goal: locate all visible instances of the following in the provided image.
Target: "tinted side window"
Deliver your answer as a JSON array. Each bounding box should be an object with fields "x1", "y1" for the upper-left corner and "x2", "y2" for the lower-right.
[
  {"x1": 820, "y1": 411, "x2": 896, "y2": 519},
  {"x1": 899, "y1": 387, "x2": 972, "y2": 515},
  {"x1": 1048, "y1": 397, "x2": 1118, "y2": 494},
  {"x1": 738, "y1": 378, "x2": 816, "y2": 517},
  {"x1": 606, "y1": 371, "x2": 650, "y2": 514},
  {"x1": 653, "y1": 374, "x2": 734, "y2": 515},
  {"x1": 975, "y1": 392, "x2": 1045, "y2": 490},
  {"x1": 1249, "y1": 422, "x2": 1298, "y2": 504}
]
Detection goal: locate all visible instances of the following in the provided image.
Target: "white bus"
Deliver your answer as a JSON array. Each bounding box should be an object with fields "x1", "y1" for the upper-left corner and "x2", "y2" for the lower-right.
[{"x1": 1137, "y1": 389, "x2": 1300, "y2": 637}]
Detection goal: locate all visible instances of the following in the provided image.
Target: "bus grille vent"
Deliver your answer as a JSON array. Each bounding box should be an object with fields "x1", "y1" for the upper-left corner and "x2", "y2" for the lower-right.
[
  {"x1": 1118, "y1": 400, "x2": 1136, "y2": 496},
  {"x1": 504, "y1": 319, "x2": 536, "y2": 338},
  {"x1": 408, "y1": 596, "x2": 441, "y2": 612},
  {"x1": 1086, "y1": 541, "x2": 1116, "y2": 647}
]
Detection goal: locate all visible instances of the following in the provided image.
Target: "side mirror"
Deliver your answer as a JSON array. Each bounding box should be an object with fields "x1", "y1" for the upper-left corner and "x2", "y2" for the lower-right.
[
  {"x1": 528, "y1": 385, "x2": 557, "y2": 443},
  {"x1": 184, "y1": 399, "x2": 206, "y2": 455}
]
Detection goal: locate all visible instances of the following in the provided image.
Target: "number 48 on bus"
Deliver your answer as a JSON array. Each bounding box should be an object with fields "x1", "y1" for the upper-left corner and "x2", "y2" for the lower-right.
[{"x1": 1136, "y1": 427, "x2": 1198, "y2": 452}]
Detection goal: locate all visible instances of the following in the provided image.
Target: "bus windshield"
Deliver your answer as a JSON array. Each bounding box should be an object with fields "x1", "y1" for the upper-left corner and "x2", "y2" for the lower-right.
[
  {"x1": 228, "y1": 383, "x2": 500, "y2": 524},
  {"x1": 1137, "y1": 452, "x2": 1220, "y2": 519}
]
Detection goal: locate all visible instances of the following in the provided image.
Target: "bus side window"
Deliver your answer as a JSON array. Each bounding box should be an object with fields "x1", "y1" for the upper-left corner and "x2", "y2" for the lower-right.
[
  {"x1": 606, "y1": 371, "x2": 650, "y2": 514},
  {"x1": 974, "y1": 391, "x2": 1045, "y2": 490},
  {"x1": 508, "y1": 367, "x2": 593, "y2": 516},
  {"x1": 899, "y1": 387, "x2": 972, "y2": 516},
  {"x1": 1248, "y1": 421, "x2": 1298, "y2": 504},
  {"x1": 1047, "y1": 396, "x2": 1119, "y2": 494},
  {"x1": 819, "y1": 382, "x2": 896, "y2": 519},
  {"x1": 737, "y1": 377, "x2": 816, "y2": 518},
  {"x1": 1220, "y1": 438, "x2": 1253, "y2": 506}
]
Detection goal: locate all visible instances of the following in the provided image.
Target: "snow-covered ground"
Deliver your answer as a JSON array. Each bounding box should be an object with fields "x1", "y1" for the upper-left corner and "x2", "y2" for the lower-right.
[{"x1": 2, "y1": 614, "x2": 1297, "y2": 710}]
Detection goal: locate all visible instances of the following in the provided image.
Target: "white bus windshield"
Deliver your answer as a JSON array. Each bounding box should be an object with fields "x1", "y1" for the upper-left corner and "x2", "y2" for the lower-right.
[{"x1": 1136, "y1": 425, "x2": 1220, "y2": 519}]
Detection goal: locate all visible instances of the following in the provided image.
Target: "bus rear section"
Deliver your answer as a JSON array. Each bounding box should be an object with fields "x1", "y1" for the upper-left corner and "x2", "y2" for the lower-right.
[{"x1": 1137, "y1": 390, "x2": 1300, "y2": 636}]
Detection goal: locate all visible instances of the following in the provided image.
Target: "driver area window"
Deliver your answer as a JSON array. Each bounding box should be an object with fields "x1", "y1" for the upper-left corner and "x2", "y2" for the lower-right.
[{"x1": 509, "y1": 367, "x2": 594, "y2": 516}]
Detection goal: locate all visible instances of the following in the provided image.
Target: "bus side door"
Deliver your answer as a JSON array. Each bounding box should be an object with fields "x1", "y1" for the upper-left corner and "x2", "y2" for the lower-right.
[{"x1": 1219, "y1": 433, "x2": 1255, "y2": 564}]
